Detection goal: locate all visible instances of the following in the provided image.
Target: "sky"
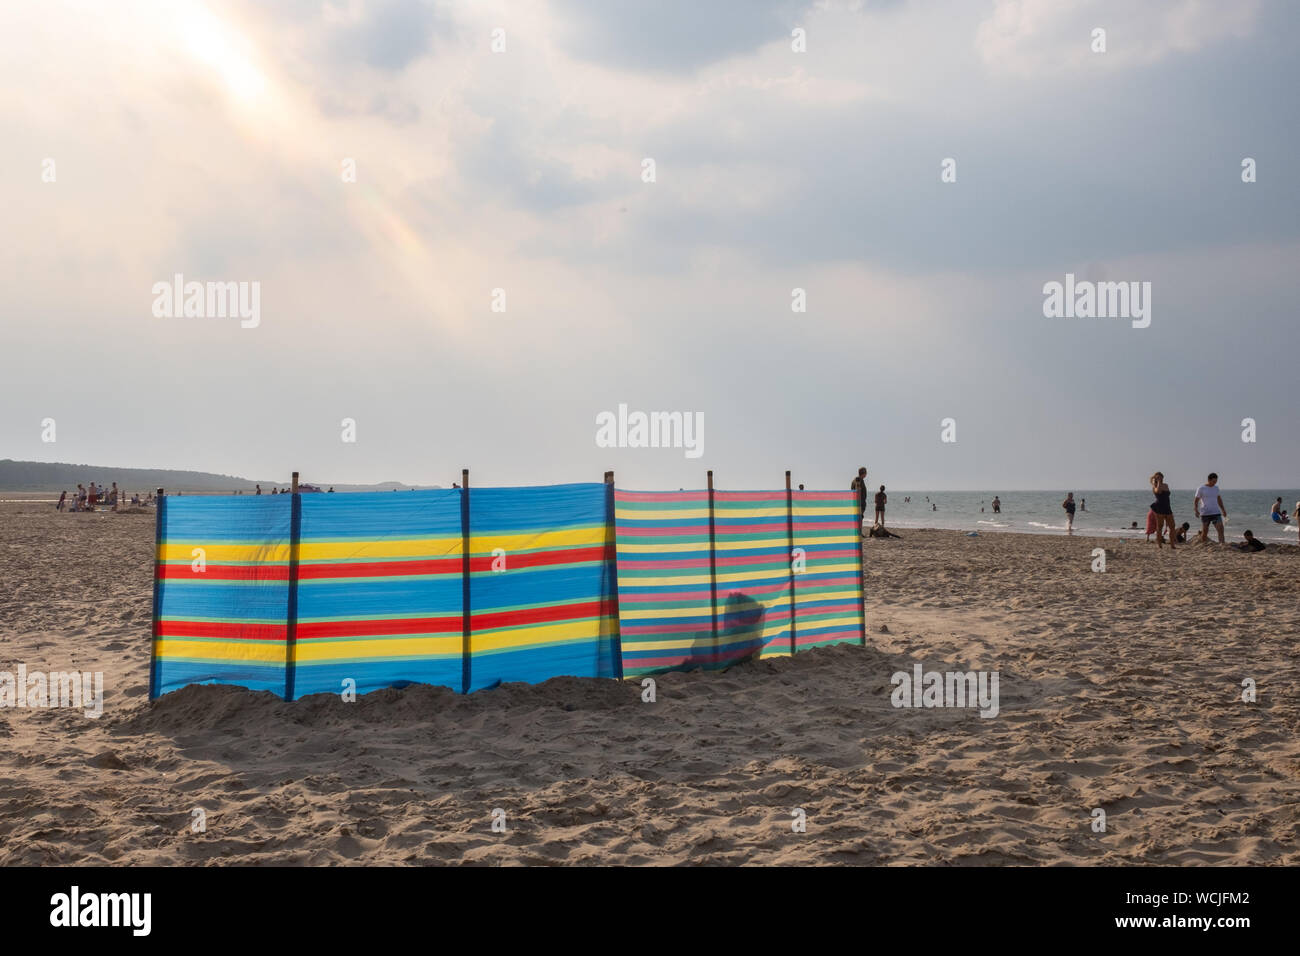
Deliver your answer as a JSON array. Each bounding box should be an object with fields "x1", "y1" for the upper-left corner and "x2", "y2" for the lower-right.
[{"x1": 2, "y1": 0, "x2": 1297, "y2": 491}]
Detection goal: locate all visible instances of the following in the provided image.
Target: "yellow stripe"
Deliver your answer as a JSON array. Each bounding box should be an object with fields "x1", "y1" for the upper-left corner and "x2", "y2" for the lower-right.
[
  {"x1": 294, "y1": 635, "x2": 461, "y2": 661},
  {"x1": 797, "y1": 615, "x2": 862, "y2": 631},
  {"x1": 467, "y1": 526, "x2": 606, "y2": 553},
  {"x1": 156, "y1": 639, "x2": 283, "y2": 663},
  {"x1": 472, "y1": 618, "x2": 610, "y2": 653},
  {"x1": 159, "y1": 542, "x2": 290, "y2": 563},
  {"x1": 299, "y1": 538, "x2": 461, "y2": 561},
  {"x1": 615, "y1": 541, "x2": 709, "y2": 554},
  {"x1": 624, "y1": 572, "x2": 714, "y2": 587},
  {"x1": 795, "y1": 588, "x2": 861, "y2": 602},
  {"x1": 614, "y1": 507, "x2": 709, "y2": 521}
]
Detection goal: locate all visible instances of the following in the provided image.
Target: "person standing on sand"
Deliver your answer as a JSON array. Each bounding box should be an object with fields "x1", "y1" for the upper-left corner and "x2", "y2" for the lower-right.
[
  {"x1": 1149, "y1": 472, "x2": 1176, "y2": 550},
  {"x1": 56, "y1": 491, "x2": 66, "y2": 512},
  {"x1": 873, "y1": 485, "x2": 887, "y2": 528},
  {"x1": 1062, "y1": 492, "x2": 1076, "y2": 532},
  {"x1": 1194, "y1": 473, "x2": 1227, "y2": 544},
  {"x1": 850, "y1": 467, "x2": 868, "y2": 530}
]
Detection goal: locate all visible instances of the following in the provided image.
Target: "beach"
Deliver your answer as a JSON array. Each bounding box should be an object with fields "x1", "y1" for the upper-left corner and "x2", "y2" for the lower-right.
[{"x1": 1, "y1": 499, "x2": 1297, "y2": 865}]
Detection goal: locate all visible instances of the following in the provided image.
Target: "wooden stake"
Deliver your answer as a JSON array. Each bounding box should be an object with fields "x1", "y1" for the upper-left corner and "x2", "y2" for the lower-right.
[
  {"x1": 785, "y1": 470, "x2": 797, "y2": 657},
  {"x1": 460, "y1": 469, "x2": 471, "y2": 694},
  {"x1": 707, "y1": 470, "x2": 718, "y2": 656},
  {"x1": 604, "y1": 471, "x2": 623, "y2": 680}
]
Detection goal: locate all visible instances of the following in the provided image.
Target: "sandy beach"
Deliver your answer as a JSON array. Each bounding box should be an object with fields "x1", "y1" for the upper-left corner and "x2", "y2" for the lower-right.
[{"x1": 1, "y1": 499, "x2": 1297, "y2": 865}]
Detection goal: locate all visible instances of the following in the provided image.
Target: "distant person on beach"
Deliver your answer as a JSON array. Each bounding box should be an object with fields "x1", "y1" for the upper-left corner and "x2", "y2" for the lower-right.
[
  {"x1": 1081, "y1": 497, "x2": 1086, "y2": 511},
  {"x1": 992, "y1": 496, "x2": 1001, "y2": 514},
  {"x1": 1062, "y1": 493, "x2": 1076, "y2": 532},
  {"x1": 328, "y1": 487, "x2": 335, "y2": 493},
  {"x1": 1129, "y1": 521, "x2": 1139, "y2": 530},
  {"x1": 931, "y1": 503, "x2": 937, "y2": 512},
  {"x1": 798, "y1": 484, "x2": 804, "y2": 491},
  {"x1": 1149, "y1": 472, "x2": 1175, "y2": 549},
  {"x1": 1194, "y1": 473, "x2": 1227, "y2": 544},
  {"x1": 255, "y1": 484, "x2": 262, "y2": 495},
  {"x1": 1232, "y1": 530, "x2": 1265, "y2": 552},
  {"x1": 1175, "y1": 521, "x2": 1190, "y2": 543},
  {"x1": 850, "y1": 467, "x2": 868, "y2": 529},
  {"x1": 873, "y1": 485, "x2": 887, "y2": 527},
  {"x1": 56, "y1": 491, "x2": 66, "y2": 511}
]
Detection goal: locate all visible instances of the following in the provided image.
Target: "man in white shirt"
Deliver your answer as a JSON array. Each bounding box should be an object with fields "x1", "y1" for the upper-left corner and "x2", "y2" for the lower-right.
[{"x1": 1194, "y1": 472, "x2": 1227, "y2": 544}]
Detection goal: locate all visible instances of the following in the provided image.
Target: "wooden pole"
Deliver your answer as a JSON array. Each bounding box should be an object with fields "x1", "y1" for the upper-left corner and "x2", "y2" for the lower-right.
[
  {"x1": 785, "y1": 470, "x2": 797, "y2": 657},
  {"x1": 604, "y1": 471, "x2": 624, "y2": 680},
  {"x1": 460, "y1": 468, "x2": 471, "y2": 694},
  {"x1": 856, "y1": 477, "x2": 867, "y2": 648},
  {"x1": 285, "y1": 471, "x2": 302, "y2": 700},
  {"x1": 707, "y1": 470, "x2": 718, "y2": 658},
  {"x1": 148, "y1": 488, "x2": 165, "y2": 700}
]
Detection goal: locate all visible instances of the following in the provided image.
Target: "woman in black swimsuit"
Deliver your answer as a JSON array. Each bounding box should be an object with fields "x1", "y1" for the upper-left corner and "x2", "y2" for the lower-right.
[{"x1": 1149, "y1": 471, "x2": 1176, "y2": 550}]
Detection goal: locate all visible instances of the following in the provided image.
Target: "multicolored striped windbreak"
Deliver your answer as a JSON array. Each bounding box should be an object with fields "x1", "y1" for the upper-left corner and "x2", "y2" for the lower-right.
[{"x1": 150, "y1": 480, "x2": 863, "y2": 700}]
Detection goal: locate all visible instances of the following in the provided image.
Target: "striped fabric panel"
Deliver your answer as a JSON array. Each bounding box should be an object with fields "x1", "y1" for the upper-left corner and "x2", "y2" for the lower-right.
[
  {"x1": 292, "y1": 490, "x2": 464, "y2": 698},
  {"x1": 466, "y1": 484, "x2": 619, "y2": 691},
  {"x1": 614, "y1": 490, "x2": 736, "y2": 676},
  {"x1": 792, "y1": 491, "x2": 864, "y2": 650},
  {"x1": 712, "y1": 490, "x2": 793, "y2": 659},
  {"x1": 153, "y1": 495, "x2": 292, "y2": 697}
]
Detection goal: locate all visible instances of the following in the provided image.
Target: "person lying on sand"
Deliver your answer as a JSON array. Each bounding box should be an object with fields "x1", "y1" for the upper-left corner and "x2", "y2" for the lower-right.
[
  {"x1": 867, "y1": 525, "x2": 902, "y2": 539},
  {"x1": 1230, "y1": 530, "x2": 1266, "y2": 552}
]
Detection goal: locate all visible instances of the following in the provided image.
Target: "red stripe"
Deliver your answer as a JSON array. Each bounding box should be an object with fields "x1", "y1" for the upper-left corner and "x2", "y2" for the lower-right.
[
  {"x1": 469, "y1": 546, "x2": 607, "y2": 574},
  {"x1": 156, "y1": 620, "x2": 287, "y2": 641},
  {"x1": 297, "y1": 616, "x2": 463, "y2": 639},
  {"x1": 472, "y1": 598, "x2": 618, "y2": 631},
  {"x1": 158, "y1": 564, "x2": 289, "y2": 581},
  {"x1": 298, "y1": 556, "x2": 462, "y2": 579}
]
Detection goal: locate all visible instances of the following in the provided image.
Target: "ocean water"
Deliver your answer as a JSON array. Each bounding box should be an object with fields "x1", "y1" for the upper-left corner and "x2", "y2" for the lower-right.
[{"x1": 875, "y1": 489, "x2": 1300, "y2": 545}]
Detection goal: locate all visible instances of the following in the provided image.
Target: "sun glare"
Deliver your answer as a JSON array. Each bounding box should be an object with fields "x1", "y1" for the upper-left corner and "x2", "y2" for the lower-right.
[{"x1": 178, "y1": 3, "x2": 267, "y2": 101}]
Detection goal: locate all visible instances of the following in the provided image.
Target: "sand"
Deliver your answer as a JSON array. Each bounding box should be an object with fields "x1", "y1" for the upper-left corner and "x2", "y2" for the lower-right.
[{"x1": 1, "y1": 499, "x2": 1297, "y2": 865}]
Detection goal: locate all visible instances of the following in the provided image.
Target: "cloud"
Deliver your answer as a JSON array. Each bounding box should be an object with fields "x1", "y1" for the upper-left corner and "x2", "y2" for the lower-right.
[
  {"x1": 975, "y1": 0, "x2": 1262, "y2": 75},
  {"x1": 550, "y1": 0, "x2": 808, "y2": 72}
]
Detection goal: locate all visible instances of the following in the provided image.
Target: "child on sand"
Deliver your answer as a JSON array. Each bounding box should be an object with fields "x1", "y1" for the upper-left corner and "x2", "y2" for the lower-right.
[{"x1": 1231, "y1": 530, "x2": 1266, "y2": 552}]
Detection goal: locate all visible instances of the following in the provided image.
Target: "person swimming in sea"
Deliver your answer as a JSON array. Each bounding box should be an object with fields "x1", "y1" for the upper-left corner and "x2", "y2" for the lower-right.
[{"x1": 1270, "y1": 498, "x2": 1290, "y2": 524}]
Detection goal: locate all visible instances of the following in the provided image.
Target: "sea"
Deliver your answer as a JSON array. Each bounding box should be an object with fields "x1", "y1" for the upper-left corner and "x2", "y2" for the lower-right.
[{"x1": 876, "y1": 489, "x2": 1300, "y2": 545}]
